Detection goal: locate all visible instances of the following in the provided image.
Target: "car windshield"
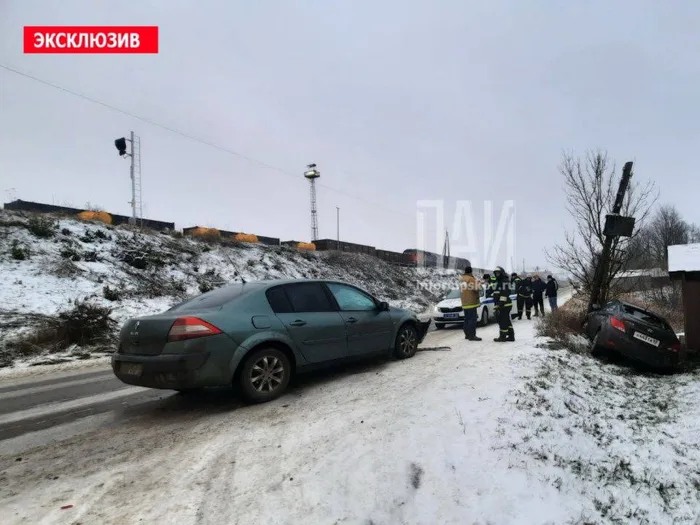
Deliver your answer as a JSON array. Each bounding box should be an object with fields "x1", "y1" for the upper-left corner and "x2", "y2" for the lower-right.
[
  {"x1": 621, "y1": 304, "x2": 668, "y2": 329},
  {"x1": 443, "y1": 289, "x2": 461, "y2": 300},
  {"x1": 168, "y1": 283, "x2": 259, "y2": 312}
]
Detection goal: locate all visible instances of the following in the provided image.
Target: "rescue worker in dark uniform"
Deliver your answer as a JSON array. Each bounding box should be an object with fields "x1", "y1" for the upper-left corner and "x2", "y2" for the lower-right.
[
  {"x1": 482, "y1": 273, "x2": 495, "y2": 298},
  {"x1": 492, "y1": 266, "x2": 515, "y2": 342},
  {"x1": 510, "y1": 273, "x2": 522, "y2": 320},
  {"x1": 517, "y1": 274, "x2": 534, "y2": 320},
  {"x1": 511, "y1": 272, "x2": 521, "y2": 288},
  {"x1": 532, "y1": 274, "x2": 546, "y2": 317}
]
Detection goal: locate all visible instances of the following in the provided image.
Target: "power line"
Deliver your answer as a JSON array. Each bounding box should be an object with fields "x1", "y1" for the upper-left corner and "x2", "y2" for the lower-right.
[{"x1": 0, "y1": 63, "x2": 416, "y2": 221}]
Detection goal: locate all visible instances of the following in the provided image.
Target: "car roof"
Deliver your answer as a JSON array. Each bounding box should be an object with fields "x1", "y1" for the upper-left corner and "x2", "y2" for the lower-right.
[{"x1": 222, "y1": 278, "x2": 354, "y2": 290}]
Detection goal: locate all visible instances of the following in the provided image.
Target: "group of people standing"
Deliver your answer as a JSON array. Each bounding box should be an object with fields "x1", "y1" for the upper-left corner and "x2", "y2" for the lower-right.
[{"x1": 459, "y1": 263, "x2": 559, "y2": 343}]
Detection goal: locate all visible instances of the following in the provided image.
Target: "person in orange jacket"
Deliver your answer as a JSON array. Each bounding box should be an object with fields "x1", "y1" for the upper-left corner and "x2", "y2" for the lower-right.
[{"x1": 459, "y1": 263, "x2": 482, "y2": 341}]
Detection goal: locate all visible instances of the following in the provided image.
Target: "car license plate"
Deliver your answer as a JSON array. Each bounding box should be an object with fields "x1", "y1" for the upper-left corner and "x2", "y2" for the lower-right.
[
  {"x1": 121, "y1": 363, "x2": 143, "y2": 376},
  {"x1": 444, "y1": 313, "x2": 459, "y2": 319},
  {"x1": 633, "y1": 331, "x2": 660, "y2": 347}
]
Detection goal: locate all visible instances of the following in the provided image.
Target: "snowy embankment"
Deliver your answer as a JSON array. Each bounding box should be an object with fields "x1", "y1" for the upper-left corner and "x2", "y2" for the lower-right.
[{"x1": 0, "y1": 210, "x2": 444, "y2": 369}]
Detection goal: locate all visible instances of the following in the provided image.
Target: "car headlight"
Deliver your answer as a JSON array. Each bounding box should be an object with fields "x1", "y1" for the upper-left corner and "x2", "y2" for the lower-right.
[{"x1": 433, "y1": 305, "x2": 439, "y2": 312}]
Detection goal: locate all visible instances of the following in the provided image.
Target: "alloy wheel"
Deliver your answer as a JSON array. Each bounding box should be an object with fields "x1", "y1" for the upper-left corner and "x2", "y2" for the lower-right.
[
  {"x1": 250, "y1": 355, "x2": 285, "y2": 393},
  {"x1": 398, "y1": 326, "x2": 417, "y2": 356}
]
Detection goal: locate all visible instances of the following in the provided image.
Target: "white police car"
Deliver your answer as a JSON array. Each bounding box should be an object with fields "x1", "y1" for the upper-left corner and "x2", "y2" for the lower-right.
[{"x1": 432, "y1": 286, "x2": 517, "y2": 329}]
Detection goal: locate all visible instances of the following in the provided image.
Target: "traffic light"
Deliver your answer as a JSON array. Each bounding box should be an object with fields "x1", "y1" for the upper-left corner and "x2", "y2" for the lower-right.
[{"x1": 114, "y1": 137, "x2": 127, "y2": 156}]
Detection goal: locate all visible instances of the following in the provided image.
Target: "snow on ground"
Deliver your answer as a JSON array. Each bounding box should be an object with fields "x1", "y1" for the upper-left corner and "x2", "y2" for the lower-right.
[
  {"x1": 502, "y1": 345, "x2": 700, "y2": 524},
  {"x1": 0, "y1": 210, "x2": 446, "y2": 369},
  {"x1": 0, "y1": 318, "x2": 569, "y2": 525},
  {"x1": 2, "y1": 291, "x2": 699, "y2": 524}
]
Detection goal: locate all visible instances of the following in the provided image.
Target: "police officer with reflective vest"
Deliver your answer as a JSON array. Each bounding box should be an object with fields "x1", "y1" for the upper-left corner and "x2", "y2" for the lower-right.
[{"x1": 492, "y1": 266, "x2": 515, "y2": 342}]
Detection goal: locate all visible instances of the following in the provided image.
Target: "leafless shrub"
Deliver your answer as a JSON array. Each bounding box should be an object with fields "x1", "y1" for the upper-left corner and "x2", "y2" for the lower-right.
[
  {"x1": 84, "y1": 202, "x2": 105, "y2": 212},
  {"x1": 535, "y1": 297, "x2": 588, "y2": 353},
  {"x1": 27, "y1": 215, "x2": 58, "y2": 238},
  {"x1": 47, "y1": 258, "x2": 83, "y2": 278},
  {"x1": 103, "y1": 285, "x2": 121, "y2": 301},
  {"x1": 5, "y1": 299, "x2": 117, "y2": 360}
]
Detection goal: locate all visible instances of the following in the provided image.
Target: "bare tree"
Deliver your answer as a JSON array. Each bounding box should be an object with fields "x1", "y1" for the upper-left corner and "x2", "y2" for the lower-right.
[
  {"x1": 626, "y1": 225, "x2": 655, "y2": 269},
  {"x1": 689, "y1": 223, "x2": 700, "y2": 244},
  {"x1": 647, "y1": 204, "x2": 691, "y2": 269},
  {"x1": 628, "y1": 205, "x2": 695, "y2": 270},
  {"x1": 545, "y1": 150, "x2": 657, "y2": 302}
]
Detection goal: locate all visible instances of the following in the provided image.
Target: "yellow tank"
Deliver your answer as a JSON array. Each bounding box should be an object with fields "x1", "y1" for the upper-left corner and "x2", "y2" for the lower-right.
[
  {"x1": 297, "y1": 242, "x2": 316, "y2": 251},
  {"x1": 77, "y1": 210, "x2": 112, "y2": 225},
  {"x1": 233, "y1": 233, "x2": 259, "y2": 243},
  {"x1": 190, "y1": 227, "x2": 220, "y2": 238}
]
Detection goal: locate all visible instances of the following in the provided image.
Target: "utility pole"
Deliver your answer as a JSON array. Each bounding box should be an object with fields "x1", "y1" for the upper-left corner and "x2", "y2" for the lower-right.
[
  {"x1": 336, "y1": 206, "x2": 340, "y2": 250},
  {"x1": 588, "y1": 161, "x2": 634, "y2": 312},
  {"x1": 114, "y1": 131, "x2": 142, "y2": 227},
  {"x1": 129, "y1": 131, "x2": 136, "y2": 222}
]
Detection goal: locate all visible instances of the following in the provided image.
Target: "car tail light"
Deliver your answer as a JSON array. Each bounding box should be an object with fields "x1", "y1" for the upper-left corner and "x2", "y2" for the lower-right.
[
  {"x1": 167, "y1": 317, "x2": 222, "y2": 342},
  {"x1": 670, "y1": 342, "x2": 681, "y2": 352},
  {"x1": 610, "y1": 317, "x2": 626, "y2": 333}
]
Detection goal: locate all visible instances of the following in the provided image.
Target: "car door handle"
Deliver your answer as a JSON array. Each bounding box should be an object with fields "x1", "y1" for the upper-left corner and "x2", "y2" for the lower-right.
[
  {"x1": 289, "y1": 320, "x2": 306, "y2": 327},
  {"x1": 346, "y1": 317, "x2": 358, "y2": 323}
]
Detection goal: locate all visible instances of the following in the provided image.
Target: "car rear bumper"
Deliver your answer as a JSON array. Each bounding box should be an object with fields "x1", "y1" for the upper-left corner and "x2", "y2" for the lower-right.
[
  {"x1": 600, "y1": 331, "x2": 681, "y2": 369},
  {"x1": 112, "y1": 352, "x2": 212, "y2": 389}
]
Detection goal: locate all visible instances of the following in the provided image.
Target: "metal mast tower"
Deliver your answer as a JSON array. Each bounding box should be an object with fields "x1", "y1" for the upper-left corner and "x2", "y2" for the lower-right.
[
  {"x1": 129, "y1": 131, "x2": 143, "y2": 227},
  {"x1": 304, "y1": 164, "x2": 320, "y2": 241},
  {"x1": 114, "y1": 131, "x2": 142, "y2": 227},
  {"x1": 442, "y1": 229, "x2": 450, "y2": 269}
]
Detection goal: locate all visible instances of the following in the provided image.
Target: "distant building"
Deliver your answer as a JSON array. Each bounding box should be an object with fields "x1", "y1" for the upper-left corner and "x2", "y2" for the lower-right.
[
  {"x1": 667, "y1": 243, "x2": 700, "y2": 352},
  {"x1": 614, "y1": 267, "x2": 668, "y2": 292}
]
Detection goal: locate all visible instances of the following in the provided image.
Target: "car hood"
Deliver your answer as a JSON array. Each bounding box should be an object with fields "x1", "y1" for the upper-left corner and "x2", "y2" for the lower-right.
[{"x1": 436, "y1": 298, "x2": 462, "y2": 308}]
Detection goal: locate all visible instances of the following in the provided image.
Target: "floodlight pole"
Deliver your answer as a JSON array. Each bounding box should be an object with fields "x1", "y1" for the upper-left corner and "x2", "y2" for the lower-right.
[{"x1": 129, "y1": 131, "x2": 136, "y2": 223}]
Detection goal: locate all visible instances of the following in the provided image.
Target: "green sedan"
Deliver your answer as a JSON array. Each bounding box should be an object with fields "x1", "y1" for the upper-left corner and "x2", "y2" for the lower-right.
[{"x1": 112, "y1": 279, "x2": 431, "y2": 403}]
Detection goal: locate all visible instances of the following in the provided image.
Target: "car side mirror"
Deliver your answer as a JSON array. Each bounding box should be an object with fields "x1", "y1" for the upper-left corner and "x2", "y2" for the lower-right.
[{"x1": 378, "y1": 301, "x2": 389, "y2": 311}]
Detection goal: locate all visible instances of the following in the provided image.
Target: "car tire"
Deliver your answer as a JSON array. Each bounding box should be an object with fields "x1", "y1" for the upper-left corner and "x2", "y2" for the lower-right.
[
  {"x1": 480, "y1": 307, "x2": 489, "y2": 326},
  {"x1": 394, "y1": 323, "x2": 419, "y2": 359},
  {"x1": 238, "y1": 347, "x2": 291, "y2": 404},
  {"x1": 591, "y1": 330, "x2": 604, "y2": 356},
  {"x1": 435, "y1": 323, "x2": 444, "y2": 330}
]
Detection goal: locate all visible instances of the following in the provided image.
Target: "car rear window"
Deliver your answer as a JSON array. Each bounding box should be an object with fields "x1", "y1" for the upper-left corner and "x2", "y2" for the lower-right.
[
  {"x1": 622, "y1": 305, "x2": 668, "y2": 328},
  {"x1": 169, "y1": 284, "x2": 258, "y2": 312},
  {"x1": 266, "y1": 286, "x2": 294, "y2": 313}
]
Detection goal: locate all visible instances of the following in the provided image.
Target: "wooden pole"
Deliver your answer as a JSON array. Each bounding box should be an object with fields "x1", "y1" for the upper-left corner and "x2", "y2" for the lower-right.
[{"x1": 587, "y1": 161, "x2": 634, "y2": 312}]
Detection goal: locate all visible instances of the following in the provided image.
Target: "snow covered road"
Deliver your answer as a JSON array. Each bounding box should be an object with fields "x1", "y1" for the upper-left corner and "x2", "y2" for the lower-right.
[
  {"x1": 0, "y1": 318, "x2": 561, "y2": 525},
  {"x1": 1, "y1": 304, "x2": 699, "y2": 525}
]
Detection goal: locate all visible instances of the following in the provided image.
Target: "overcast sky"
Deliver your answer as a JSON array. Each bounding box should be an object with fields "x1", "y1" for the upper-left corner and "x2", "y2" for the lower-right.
[{"x1": 1, "y1": 0, "x2": 698, "y2": 273}]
